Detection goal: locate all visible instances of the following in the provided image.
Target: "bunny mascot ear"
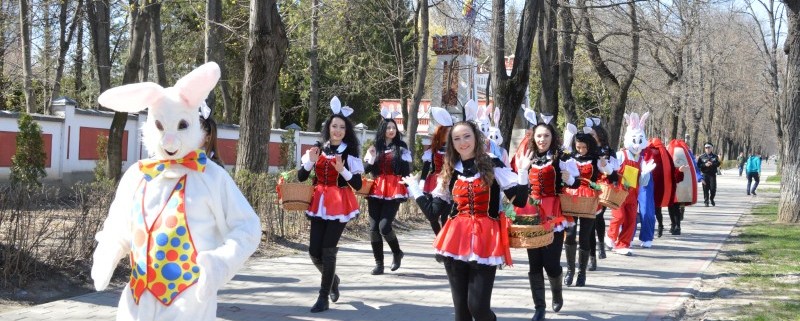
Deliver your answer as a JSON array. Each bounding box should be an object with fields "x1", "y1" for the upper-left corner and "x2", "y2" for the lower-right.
[
  {"x1": 97, "y1": 82, "x2": 165, "y2": 113},
  {"x1": 170, "y1": 62, "x2": 221, "y2": 110},
  {"x1": 493, "y1": 108, "x2": 501, "y2": 127},
  {"x1": 431, "y1": 107, "x2": 454, "y2": 127},
  {"x1": 639, "y1": 112, "x2": 650, "y2": 129},
  {"x1": 380, "y1": 107, "x2": 393, "y2": 120},
  {"x1": 629, "y1": 112, "x2": 641, "y2": 129},
  {"x1": 464, "y1": 99, "x2": 479, "y2": 122}
]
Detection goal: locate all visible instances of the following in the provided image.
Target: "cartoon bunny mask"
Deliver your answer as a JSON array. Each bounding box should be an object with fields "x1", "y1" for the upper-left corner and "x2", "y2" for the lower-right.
[
  {"x1": 623, "y1": 112, "x2": 650, "y2": 155},
  {"x1": 97, "y1": 62, "x2": 221, "y2": 161}
]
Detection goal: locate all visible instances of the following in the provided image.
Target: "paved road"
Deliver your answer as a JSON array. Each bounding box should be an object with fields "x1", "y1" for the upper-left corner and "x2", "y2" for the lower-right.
[{"x1": 0, "y1": 165, "x2": 778, "y2": 321}]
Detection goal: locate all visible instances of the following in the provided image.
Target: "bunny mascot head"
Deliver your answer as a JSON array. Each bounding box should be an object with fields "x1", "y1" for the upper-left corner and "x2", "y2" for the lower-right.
[
  {"x1": 623, "y1": 112, "x2": 650, "y2": 155},
  {"x1": 91, "y1": 62, "x2": 261, "y2": 321}
]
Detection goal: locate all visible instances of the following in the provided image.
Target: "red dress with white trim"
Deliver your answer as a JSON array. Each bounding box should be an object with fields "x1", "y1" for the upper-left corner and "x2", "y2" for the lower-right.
[
  {"x1": 514, "y1": 153, "x2": 570, "y2": 231},
  {"x1": 369, "y1": 149, "x2": 409, "y2": 200},
  {"x1": 422, "y1": 149, "x2": 445, "y2": 193},
  {"x1": 306, "y1": 153, "x2": 361, "y2": 222}
]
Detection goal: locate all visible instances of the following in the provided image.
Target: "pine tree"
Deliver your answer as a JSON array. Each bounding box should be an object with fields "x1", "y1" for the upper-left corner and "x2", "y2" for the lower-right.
[{"x1": 10, "y1": 113, "x2": 47, "y2": 188}]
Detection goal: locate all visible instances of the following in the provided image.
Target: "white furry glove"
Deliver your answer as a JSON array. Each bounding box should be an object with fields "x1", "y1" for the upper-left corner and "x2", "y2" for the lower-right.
[
  {"x1": 91, "y1": 243, "x2": 123, "y2": 291},
  {"x1": 641, "y1": 159, "x2": 656, "y2": 175},
  {"x1": 195, "y1": 252, "x2": 225, "y2": 302}
]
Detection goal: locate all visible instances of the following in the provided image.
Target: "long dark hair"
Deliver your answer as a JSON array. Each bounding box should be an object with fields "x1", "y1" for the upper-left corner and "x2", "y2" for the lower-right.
[
  {"x1": 320, "y1": 114, "x2": 360, "y2": 157},
  {"x1": 592, "y1": 125, "x2": 612, "y2": 157},
  {"x1": 201, "y1": 116, "x2": 224, "y2": 166},
  {"x1": 371, "y1": 118, "x2": 407, "y2": 176},
  {"x1": 573, "y1": 133, "x2": 599, "y2": 159},
  {"x1": 528, "y1": 123, "x2": 561, "y2": 156},
  {"x1": 440, "y1": 121, "x2": 494, "y2": 187}
]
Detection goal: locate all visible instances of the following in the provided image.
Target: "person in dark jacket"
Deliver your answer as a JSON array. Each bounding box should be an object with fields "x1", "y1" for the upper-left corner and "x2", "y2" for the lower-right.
[{"x1": 696, "y1": 143, "x2": 720, "y2": 207}]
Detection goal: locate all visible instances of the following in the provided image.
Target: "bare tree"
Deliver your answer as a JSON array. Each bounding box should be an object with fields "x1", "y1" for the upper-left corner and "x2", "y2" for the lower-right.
[
  {"x1": 406, "y1": 0, "x2": 429, "y2": 155},
  {"x1": 558, "y1": 0, "x2": 578, "y2": 123},
  {"x1": 87, "y1": 0, "x2": 112, "y2": 96},
  {"x1": 18, "y1": 0, "x2": 35, "y2": 113},
  {"x1": 780, "y1": 0, "x2": 800, "y2": 223},
  {"x1": 205, "y1": 0, "x2": 234, "y2": 122},
  {"x1": 49, "y1": 0, "x2": 83, "y2": 113},
  {"x1": 538, "y1": 0, "x2": 559, "y2": 117},
  {"x1": 577, "y1": 0, "x2": 640, "y2": 149},
  {"x1": 492, "y1": 0, "x2": 542, "y2": 150},
  {"x1": 106, "y1": 0, "x2": 150, "y2": 181},
  {"x1": 306, "y1": 0, "x2": 320, "y2": 131},
  {"x1": 235, "y1": 0, "x2": 288, "y2": 173},
  {"x1": 74, "y1": 4, "x2": 85, "y2": 94}
]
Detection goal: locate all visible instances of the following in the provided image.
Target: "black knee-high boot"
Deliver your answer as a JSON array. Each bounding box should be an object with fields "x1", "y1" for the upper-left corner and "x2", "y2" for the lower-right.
[
  {"x1": 529, "y1": 272, "x2": 546, "y2": 321},
  {"x1": 370, "y1": 231, "x2": 384, "y2": 275},
  {"x1": 576, "y1": 250, "x2": 589, "y2": 287},
  {"x1": 311, "y1": 248, "x2": 338, "y2": 313},
  {"x1": 548, "y1": 273, "x2": 564, "y2": 312},
  {"x1": 385, "y1": 231, "x2": 404, "y2": 271},
  {"x1": 563, "y1": 244, "x2": 577, "y2": 286}
]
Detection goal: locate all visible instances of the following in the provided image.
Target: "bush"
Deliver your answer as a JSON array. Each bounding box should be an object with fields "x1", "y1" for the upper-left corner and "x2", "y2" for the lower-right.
[
  {"x1": 10, "y1": 113, "x2": 47, "y2": 189},
  {"x1": 93, "y1": 135, "x2": 113, "y2": 185},
  {"x1": 279, "y1": 129, "x2": 296, "y2": 171},
  {"x1": 721, "y1": 159, "x2": 738, "y2": 170}
]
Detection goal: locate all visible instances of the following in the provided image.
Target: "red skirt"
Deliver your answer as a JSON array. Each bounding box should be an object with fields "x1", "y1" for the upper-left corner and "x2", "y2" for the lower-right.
[
  {"x1": 433, "y1": 214, "x2": 512, "y2": 266},
  {"x1": 307, "y1": 185, "x2": 360, "y2": 222},
  {"x1": 423, "y1": 173, "x2": 439, "y2": 193},
  {"x1": 369, "y1": 175, "x2": 408, "y2": 200}
]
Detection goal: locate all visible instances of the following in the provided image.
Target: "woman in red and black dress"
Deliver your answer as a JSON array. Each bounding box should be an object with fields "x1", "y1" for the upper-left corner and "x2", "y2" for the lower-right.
[
  {"x1": 405, "y1": 121, "x2": 528, "y2": 321},
  {"x1": 515, "y1": 115, "x2": 579, "y2": 321},
  {"x1": 364, "y1": 112, "x2": 411, "y2": 275},
  {"x1": 586, "y1": 123, "x2": 618, "y2": 269},
  {"x1": 420, "y1": 107, "x2": 453, "y2": 234},
  {"x1": 562, "y1": 133, "x2": 612, "y2": 287},
  {"x1": 297, "y1": 98, "x2": 364, "y2": 313}
]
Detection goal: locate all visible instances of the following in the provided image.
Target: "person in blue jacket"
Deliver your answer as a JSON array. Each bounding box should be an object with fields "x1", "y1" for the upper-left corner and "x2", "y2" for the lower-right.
[{"x1": 745, "y1": 152, "x2": 762, "y2": 196}]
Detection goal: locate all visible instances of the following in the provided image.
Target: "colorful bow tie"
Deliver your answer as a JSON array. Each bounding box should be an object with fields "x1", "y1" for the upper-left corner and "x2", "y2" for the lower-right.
[{"x1": 139, "y1": 150, "x2": 207, "y2": 181}]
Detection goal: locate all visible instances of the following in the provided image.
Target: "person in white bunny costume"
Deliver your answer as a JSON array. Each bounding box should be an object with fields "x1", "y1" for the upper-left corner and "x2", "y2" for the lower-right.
[
  {"x1": 468, "y1": 100, "x2": 509, "y2": 165},
  {"x1": 91, "y1": 62, "x2": 261, "y2": 321},
  {"x1": 605, "y1": 112, "x2": 656, "y2": 256}
]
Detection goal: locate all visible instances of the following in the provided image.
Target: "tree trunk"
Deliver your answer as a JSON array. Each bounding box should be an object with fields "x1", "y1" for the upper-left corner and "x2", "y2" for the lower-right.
[
  {"x1": 139, "y1": 25, "x2": 150, "y2": 82},
  {"x1": 406, "y1": 0, "x2": 428, "y2": 157},
  {"x1": 779, "y1": 0, "x2": 800, "y2": 223},
  {"x1": 558, "y1": 0, "x2": 577, "y2": 124},
  {"x1": 205, "y1": 0, "x2": 234, "y2": 122},
  {"x1": 87, "y1": 0, "x2": 112, "y2": 94},
  {"x1": 0, "y1": 0, "x2": 5, "y2": 107},
  {"x1": 75, "y1": 8, "x2": 84, "y2": 94},
  {"x1": 306, "y1": 0, "x2": 320, "y2": 131},
  {"x1": 150, "y1": 0, "x2": 166, "y2": 86},
  {"x1": 235, "y1": 0, "x2": 288, "y2": 173},
  {"x1": 18, "y1": 0, "x2": 35, "y2": 113},
  {"x1": 577, "y1": 0, "x2": 639, "y2": 149},
  {"x1": 493, "y1": 0, "x2": 542, "y2": 150},
  {"x1": 106, "y1": 1, "x2": 150, "y2": 181},
  {"x1": 43, "y1": 0, "x2": 53, "y2": 113},
  {"x1": 537, "y1": 0, "x2": 559, "y2": 117}
]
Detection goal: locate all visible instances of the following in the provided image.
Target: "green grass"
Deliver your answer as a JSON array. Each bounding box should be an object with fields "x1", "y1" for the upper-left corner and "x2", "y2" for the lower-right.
[
  {"x1": 730, "y1": 203, "x2": 800, "y2": 320},
  {"x1": 766, "y1": 175, "x2": 781, "y2": 183},
  {"x1": 756, "y1": 187, "x2": 780, "y2": 194}
]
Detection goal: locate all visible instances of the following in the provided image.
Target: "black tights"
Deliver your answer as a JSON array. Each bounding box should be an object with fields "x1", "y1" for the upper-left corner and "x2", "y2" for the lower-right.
[
  {"x1": 565, "y1": 218, "x2": 595, "y2": 251},
  {"x1": 590, "y1": 208, "x2": 606, "y2": 256},
  {"x1": 308, "y1": 217, "x2": 347, "y2": 259},
  {"x1": 442, "y1": 257, "x2": 498, "y2": 321},
  {"x1": 527, "y1": 230, "x2": 564, "y2": 278},
  {"x1": 367, "y1": 198, "x2": 401, "y2": 236}
]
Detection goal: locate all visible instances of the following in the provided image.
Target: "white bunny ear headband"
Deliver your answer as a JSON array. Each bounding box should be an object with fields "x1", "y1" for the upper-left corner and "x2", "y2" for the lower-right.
[
  {"x1": 464, "y1": 99, "x2": 479, "y2": 122},
  {"x1": 199, "y1": 101, "x2": 212, "y2": 120},
  {"x1": 380, "y1": 107, "x2": 401, "y2": 121},
  {"x1": 521, "y1": 106, "x2": 554, "y2": 127},
  {"x1": 583, "y1": 116, "x2": 601, "y2": 134},
  {"x1": 430, "y1": 107, "x2": 454, "y2": 127},
  {"x1": 330, "y1": 96, "x2": 354, "y2": 117}
]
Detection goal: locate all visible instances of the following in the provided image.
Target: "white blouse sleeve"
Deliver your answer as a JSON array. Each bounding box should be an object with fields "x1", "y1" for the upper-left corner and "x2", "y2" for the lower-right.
[
  {"x1": 430, "y1": 177, "x2": 452, "y2": 202},
  {"x1": 401, "y1": 148, "x2": 412, "y2": 162},
  {"x1": 421, "y1": 149, "x2": 432, "y2": 162},
  {"x1": 494, "y1": 166, "x2": 520, "y2": 190},
  {"x1": 301, "y1": 150, "x2": 314, "y2": 171},
  {"x1": 347, "y1": 155, "x2": 365, "y2": 174}
]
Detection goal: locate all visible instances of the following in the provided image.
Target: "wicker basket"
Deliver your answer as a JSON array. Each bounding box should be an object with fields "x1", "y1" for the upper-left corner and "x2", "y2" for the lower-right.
[
  {"x1": 559, "y1": 193, "x2": 600, "y2": 218},
  {"x1": 278, "y1": 182, "x2": 314, "y2": 211},
  {"x1": 599, "y1": 183, "x2": 629, "y2": 210},
  {"x1": 509, "y1": 224, "x2": 554, "y2": 249},
  {"x1": 355, "y1": 178, "x2": 374, "y2": 197}
]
